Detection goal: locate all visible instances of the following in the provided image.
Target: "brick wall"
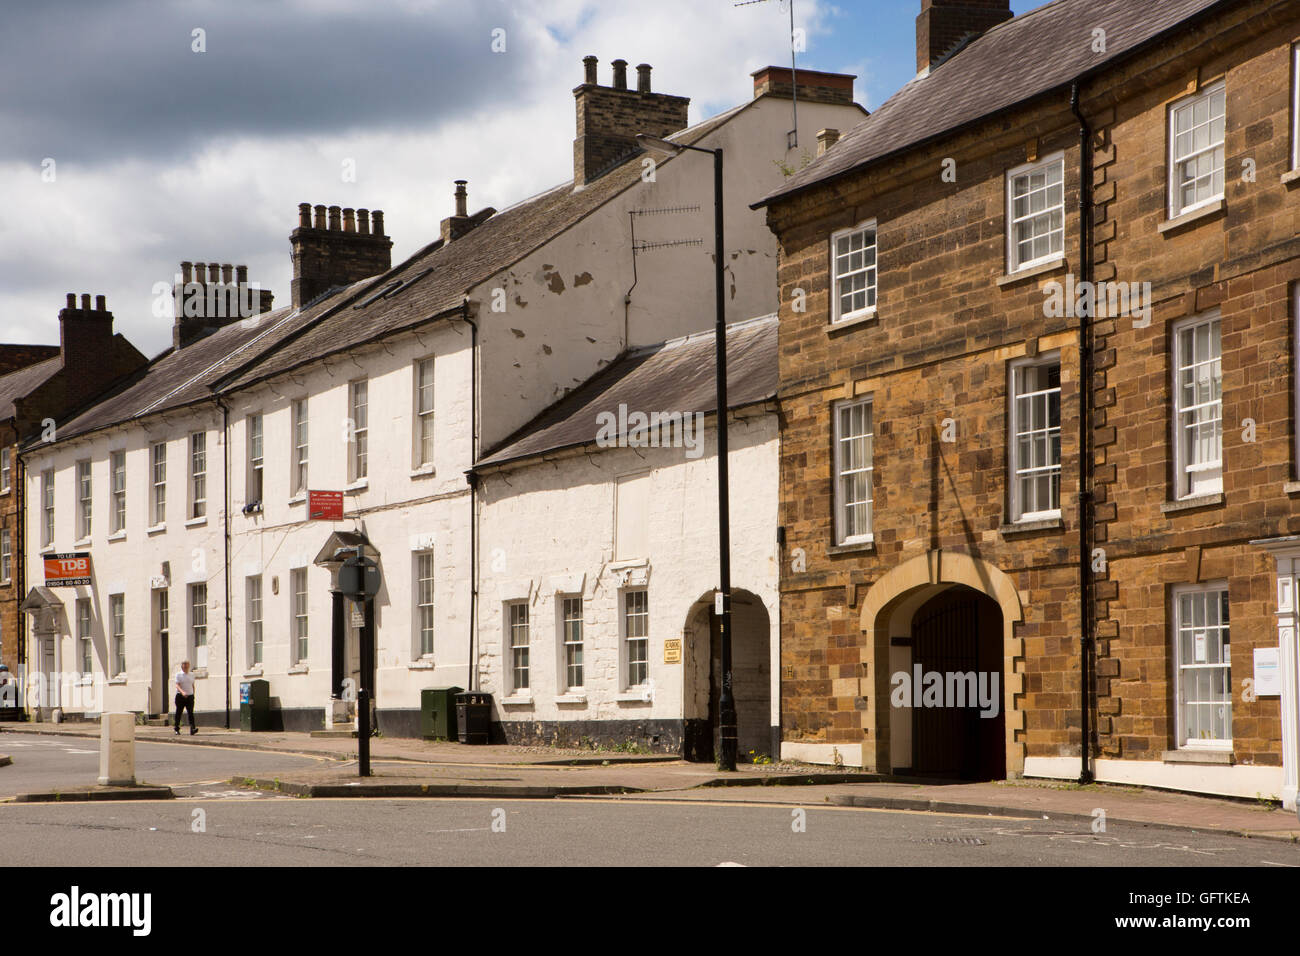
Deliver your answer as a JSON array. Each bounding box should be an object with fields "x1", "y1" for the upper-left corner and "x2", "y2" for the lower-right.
[
  {"x1": 916, "y1": 0, "x2": 1013, "y2": 73},
  {"x1": 0, "y1": 345, "x2": 59, "y2": 377},
  {"x1": 573, "y1": 81, "x2": 689, "y2": 185}
]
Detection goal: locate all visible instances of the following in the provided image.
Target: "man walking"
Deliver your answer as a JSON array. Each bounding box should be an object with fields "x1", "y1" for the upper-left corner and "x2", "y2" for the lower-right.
[{"x1": 174, "y1": 660, "x2": 197, "y2": 735}]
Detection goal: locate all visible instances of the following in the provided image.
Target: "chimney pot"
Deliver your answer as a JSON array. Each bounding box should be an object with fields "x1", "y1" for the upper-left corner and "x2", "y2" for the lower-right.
[
  {"x1": 612, "y1": 59, "x2": 628, "y2": 90},
  {"x1": 290, "y1": 202, "x2": 392, "y2": 309},
  {"x1": 454, "y1": 180, "x2": 468, "y2": 218},
  {"x1": 80, "y1": 294, "x2": 91, "y2": 310},
  {"x1": 343, "y1": 208, "x2": 356, "y2": 232},
  {"x1": 313, "y1": 204, "x2": 327, "y2": 229},
  {"x1": 636, "y1": 63, "x2": 651, "y2": 93},
  {"x1": 298, "y1": 203, "x2": 312, "y2": 228},
  {"x1": 816, "y1": 128, "x2": 840, "y2": 155},
  {"x1": 221, "y1": 263, "x2": 233, "y2": 284},
  {"x1": 573, "y1": 57, "x2": 689, "y2": 185},
  {"x1": 236, "y1": 265, "x2": 248, "y2": 284},
  {"x1": 583, "y1": 55, "x2": 598, "y2": 85},
  {"x1": 181, "y1": 261, "x2": 193, "y2": 282},
  {"x1": 95, "y1": 295, "x2": 106, "y2": 311},
  {"x1": 372, "y1": 210, "x2": 385, "y2": 235},
  {"x1": 357, "y1": 209, "x2": 370, "y2": 235},
  {"x1": 328, "y1": 206, "x2": 342, "y2": 231},
  {"x1": 66, "y1": 293, "x2": 76, "y2": 309},
  {"x1": 208, "y1": 263, "x2": 221, "y2": 284}
]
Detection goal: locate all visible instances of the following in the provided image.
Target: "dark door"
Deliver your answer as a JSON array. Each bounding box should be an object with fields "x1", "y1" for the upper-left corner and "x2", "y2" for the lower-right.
[{"x1": 911, "y1": 587, "x2": 1005, "y2": 780}]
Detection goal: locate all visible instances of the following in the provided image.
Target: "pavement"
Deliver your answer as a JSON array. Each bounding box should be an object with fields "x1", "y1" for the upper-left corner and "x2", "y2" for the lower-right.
[{"x1": 4, "y1": 721, "x2": 1299, "y2": 843}]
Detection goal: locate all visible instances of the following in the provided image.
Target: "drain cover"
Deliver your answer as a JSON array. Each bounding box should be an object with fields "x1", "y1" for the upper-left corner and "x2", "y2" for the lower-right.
[{"x1": 913, "y1": 836, "x2": 987, "y2": 846}]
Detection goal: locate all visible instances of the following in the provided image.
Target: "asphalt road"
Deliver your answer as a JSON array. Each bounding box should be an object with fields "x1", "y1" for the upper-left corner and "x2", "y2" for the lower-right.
[
  {"x1": 3, "y1": 796, "x2": 1299, "y2": 866},
  {"x1": 0, "y1": 733, "x2": 324, "y2": 797}
]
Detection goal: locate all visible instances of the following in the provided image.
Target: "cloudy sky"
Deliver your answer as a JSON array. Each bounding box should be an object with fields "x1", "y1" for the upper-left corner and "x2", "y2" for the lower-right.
[{"x1": 0, "y1": 0, "x2": 1032, "y2": 358}]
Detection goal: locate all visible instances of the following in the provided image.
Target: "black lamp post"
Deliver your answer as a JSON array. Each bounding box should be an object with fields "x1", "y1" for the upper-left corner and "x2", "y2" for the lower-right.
[{"x1": 635, "y1": 134, "x2": 736, "y2": 771}]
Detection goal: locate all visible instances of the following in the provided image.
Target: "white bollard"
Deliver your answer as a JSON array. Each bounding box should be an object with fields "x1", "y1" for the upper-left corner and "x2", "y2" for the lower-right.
[{"x1": 98, "y1": 713, "x2": 136, "y2": 786}]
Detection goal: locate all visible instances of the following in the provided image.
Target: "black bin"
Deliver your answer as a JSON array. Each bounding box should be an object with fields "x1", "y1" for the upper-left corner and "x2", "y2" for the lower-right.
[
  {"x1": 455, "y1": 692, "x2": 492, "y2": 745},
  {"x1": 239, "y1": 679, "x2": 271, "y2": 732}
]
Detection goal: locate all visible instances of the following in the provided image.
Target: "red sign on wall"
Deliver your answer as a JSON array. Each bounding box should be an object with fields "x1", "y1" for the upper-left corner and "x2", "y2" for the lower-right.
[
  {"x1": 44, "y1": 552, "x2": 91, "y2": 587},
  {"x1": 307, "y1": 490, "x2": 344, "y2": 521}
]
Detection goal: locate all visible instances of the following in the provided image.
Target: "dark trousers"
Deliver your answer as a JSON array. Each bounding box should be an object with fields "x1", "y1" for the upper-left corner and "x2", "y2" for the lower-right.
[{"x1": 174, "y1": 693, "x2": 195, "y2": 730}]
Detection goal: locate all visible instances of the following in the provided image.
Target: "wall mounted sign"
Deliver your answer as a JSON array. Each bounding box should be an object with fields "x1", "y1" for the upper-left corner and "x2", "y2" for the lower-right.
[
  {"x1": 1253, "y1": 647, "x2": 1281, "y2": 697},
  {"x1": 663, "y1": 638, "x2": 682, "y2": 664},
  {"x1": 308, "y1": 490, "x2": 344, "y2": 521},
  {"x1": 44, "y1": 553, "x2": 90, "y2": 587}
]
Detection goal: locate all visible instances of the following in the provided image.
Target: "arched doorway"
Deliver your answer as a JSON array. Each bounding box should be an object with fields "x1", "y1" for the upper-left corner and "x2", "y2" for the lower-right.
[
  {"x1": 682, "y1": 590, "x2": 771, "y2": 762},
  {"x1": 907, "y1": 586, "x2": 1005, "y2": 780}
]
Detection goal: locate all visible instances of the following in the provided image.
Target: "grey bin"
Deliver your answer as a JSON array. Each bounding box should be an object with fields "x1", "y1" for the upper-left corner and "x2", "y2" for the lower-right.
[
  {"x1": 420, "y1": 686, "x2": 462, "y2": 741},
  {"x1": 239, "y1": 679, "x2": 271, "y2": 732},
  {"x1": 455, "y1": 692, "x2": 493, "y2": 745}
]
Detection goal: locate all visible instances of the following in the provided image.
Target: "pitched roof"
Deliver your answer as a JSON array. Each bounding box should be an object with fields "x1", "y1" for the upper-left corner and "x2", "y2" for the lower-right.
[
  {"x1": 0, "y1": 356, "x2": 61, "y2": 421},
  {"x1": 218, "y1": 104, "x2": 750, "y2": 394},
  {"x1": 476, "y1": 314, "x2": 777, "y2": 469},
  {"x1": 757, "y1": 0, "x2": 1229, "y2": 208}
]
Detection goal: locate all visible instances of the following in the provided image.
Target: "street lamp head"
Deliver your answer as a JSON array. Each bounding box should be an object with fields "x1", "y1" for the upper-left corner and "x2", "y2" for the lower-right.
[{"x1": 635, "y1": 133, "x2": 683, "y2": 156}]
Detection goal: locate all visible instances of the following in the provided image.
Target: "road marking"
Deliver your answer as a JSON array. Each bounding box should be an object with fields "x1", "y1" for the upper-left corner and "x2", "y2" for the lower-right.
[
  {"x1": 63, "y1": 749, "x2": 98, "y2": 754},
  {"x1": 717, "y1": 862, "x2": 746, "y2": 867},
  {"x1": 1263, "y1": 860, "x2": 1297, "y2": 867}
]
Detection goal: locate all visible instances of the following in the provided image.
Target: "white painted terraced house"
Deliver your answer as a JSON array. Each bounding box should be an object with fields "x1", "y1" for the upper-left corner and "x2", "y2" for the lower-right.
[{"x1": 19, "y1": 60, "x2": 862, "y2": 744}]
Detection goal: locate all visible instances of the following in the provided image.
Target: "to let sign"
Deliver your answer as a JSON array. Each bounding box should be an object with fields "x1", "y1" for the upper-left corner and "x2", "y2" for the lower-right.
[
  {"x1": 307, "y1": 490, "x2": 344, "y2": 521},
  {"x1": 45, "y1": 553, "x2": 91, "y2": 587}
]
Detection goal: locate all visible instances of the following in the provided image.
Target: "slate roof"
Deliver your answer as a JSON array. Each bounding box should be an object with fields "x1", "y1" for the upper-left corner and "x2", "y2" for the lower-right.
[
  {"x1": 0, "y1": 356, "x2": 61, "y2": 421},
  {"x1": 36, "y1": 102, "x2": 759, "y2": 450},
  {"x1": 757, "y1": 0, "x2": 1230, "y2": 208},
  {"x1": 476, "y1": 314, "x2": 777, "y2": 469}
]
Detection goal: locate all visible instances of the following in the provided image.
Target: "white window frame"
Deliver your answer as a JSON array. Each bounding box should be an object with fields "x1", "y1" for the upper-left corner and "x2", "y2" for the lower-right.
[
  {"x1": 1167, "y1": 79, "x2": 1226, "y2": 219},
  {"x1": 560, "y1": 595, "x2": 584, "y2": 691},
  {"x1": 190, "y1": 582, "x2": 207, "y2": 669},
  {"x1": 76, "y1": 459, "x2": 92, "y2": 540},
  {"x1": 110, "y1": 450, "x2": 126, "y2": 534},
  {"x1": 292, "y1": 399, "x2": 309, "y2": 496},
  {"x1": 829, "y1": 219, "x2": 877, "y2": 324},
  {"x1": 832, "y1": 397, "x2": 874, "y2": 545},
  {"x1": 291, "y1": 568, "x2": 308, "y2": 664},
  {"x1": 77, "y1": 597, "x2": 93, "y2": 677},
  {"x1": 189, "y1": 431, "x2": 207, "y2": 519},
  {"x1": 1293, "y1": 44, "x2": 1300, "y2": 172},
  {"x1": 247, "y1": 414, "x2": 264, "y2": 507},
  {"x1": 151, "y1": 441, "x2": 167, "y2": 527},
  {"x1": 0, "y1": 527, "x2": 10, "y2": 583},
  {"x1": 1172, "y1": 583, "x2": 1232, "y2": 750},
  {"x1": 247, "y1": 575, "x2": 263, "y2": 666},
  {"x1": 1005, "y1": 153, "x2": 1065, "y2": 274},
  {"x1": 415, "y1": 552, "x2": 435, "y2": 659},
  {"x1": 109, "y1": 593, "x2": 125, "y2": 677},
  {"x1": 622, "y1": 589, "x2": 649, "y2": 689},
  {"x1": 507, "y1": 601, "x2": 529, "y2": 693},
  {"x1": 1171, "y1": 312, "x2": 1223, "y2": 500},
  {"x1": 1008, "y1": 353, "x2": 1062, "y2": 522},
  {"x1": 414, "y1": 357, "x2": 435, "y2": 469},
  {"x1": 41, "y1": 468, "x2": 54, "y2": 547},
  {"x1": 349, "y1": 380, "x2": 368, "y2": 483},
  {"x1": 0, "y1": 447, "x2": 10, "y2": 494}
]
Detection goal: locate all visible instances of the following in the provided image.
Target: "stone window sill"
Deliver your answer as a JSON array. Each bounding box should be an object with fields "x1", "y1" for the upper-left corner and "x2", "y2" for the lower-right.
[
  {"x1": 184, "y1": 516, "x2": 207, "y2": 528},
  {"x1": 107, "y1": 531, "x2": 126, "y2": 543},
  {"x1": 501, "y1": 695, "x2": 533, "y2": 707},
  {"x1": 108, "y1": 676, "x2": 127, "y2": 686},
  {"x1": 345, "y1": 479, "x2": 369, "y2": 494},
  {"x1": 827, "y1": 538, "x2": 875, "y2": 557},
  {"x1": 76, "y1": 676, "x2": 95, "y2": 687},
  {"x1": 74, "y1": 537, "x2": 91, "y2": 548},
  {"x1": 1162, "y1": 748, "x2": 1233, "y2": 765},
  {"x1": 287, "y1": 664, "x2": 309, "y2": 675},
  {"x1": 827, "y1": 310, "x2": 879, "y2": 337},
  {"x1": 409, "y1": 465, "x2": 436, "y2": 479},
  {"x1": 555, "y1": 694, "x2": 587, "y2": 705},
  {"x1": 408, "y1": 660, "x2": 435, "y2": 671},
  {"x1": 1285, "y1": 480, "x2": 1300, "y2": 495},
  {"x1": 615, "y1": 692, "x2": 652, "y2": 704},
  {"x1": 1160, "y1": 493, "x2": 1224, "y2": 515},
  {"x1": 40, "y1": 545, "x2": 55, "y2": 555},
  {"x1": 192, "y1": 668, "x2": 209, "y2": 679},
  {"x1": 1158, "y1": 197, "x2": 1225, "y2": 235},
  {"x1": 147, "y1": 523, "x2": 166, "y2": 536},
  {"x1": 243, "y1": 667, "x2": 263, "y2": 678},
  {"x1": 288, "y1": 494, "x2": 306, "y2": 506},
  {"x1": 1281, "y1": 169, "x2": 1300, "y2": 187},
  {"x1": 1000, "y1": 516, "x2": 1064, "y2": 537},
  {"x1": 996, "y1": 256, "x2": 1066, "y2": 288},
  {"x1": 0, "y1": 579, "x2": 10, "y2": 587}
]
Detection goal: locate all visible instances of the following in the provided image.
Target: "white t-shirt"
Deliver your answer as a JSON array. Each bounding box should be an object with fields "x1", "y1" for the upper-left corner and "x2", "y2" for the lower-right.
[{"x1": 175, "y1": 670, "x2": 196, "y2": 696}]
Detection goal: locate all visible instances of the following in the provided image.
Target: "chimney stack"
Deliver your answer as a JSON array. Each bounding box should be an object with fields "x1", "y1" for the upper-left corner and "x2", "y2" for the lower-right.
[
  {"x1": 751, "y1": 66, "x2": 856, "y2": 106},
  {"x1": 441, "y1": 180, "x2": 496, "y2": 243},
  {"x1": 290, "y1": 202, "x2": 393, "y2": 309},
  {"x1": 172, "y1": 262, "x2": 275, "y2": 349},
  {"x1": 58, "y1": 293, "x2": 116, "y2": 387},
  {"x1": 573, "y1": 55, "x2": 689, "y2": 186},
  {"x1": 916, "y1": 0, "x2": 1012, "y2": 74},
  {"x1": 816, "y1": 128, "x2": 840, "y2": 156}
]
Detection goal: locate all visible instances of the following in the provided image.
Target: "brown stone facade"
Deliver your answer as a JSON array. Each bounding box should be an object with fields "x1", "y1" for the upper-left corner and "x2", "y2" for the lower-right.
[{"x1": 765, "y1": 0, "x2": 1299, "y2": 787}]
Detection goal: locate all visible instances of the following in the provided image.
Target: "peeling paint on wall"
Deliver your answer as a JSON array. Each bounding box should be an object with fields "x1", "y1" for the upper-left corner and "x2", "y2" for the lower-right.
[{"x1": 574, "y1": 272, "x2": 594, "y2": 287}]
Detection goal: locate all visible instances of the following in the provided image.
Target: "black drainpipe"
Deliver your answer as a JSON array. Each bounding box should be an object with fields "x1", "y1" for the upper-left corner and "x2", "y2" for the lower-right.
[
  {"x1": 461, "y1": 299, "x2": 479, "y2": 692},
  {"x1": 1070, "y1": 81, "x2": 1095, "y2": 785},
  {"x1": 215, "y1": 395, "x2": 233, "y2": 729}
]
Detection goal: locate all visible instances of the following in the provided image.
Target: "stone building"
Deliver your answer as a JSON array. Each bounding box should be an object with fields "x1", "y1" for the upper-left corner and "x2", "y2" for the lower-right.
[{"x1": 756, "y1": 0, "x2": 1299, "y2": 802}]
